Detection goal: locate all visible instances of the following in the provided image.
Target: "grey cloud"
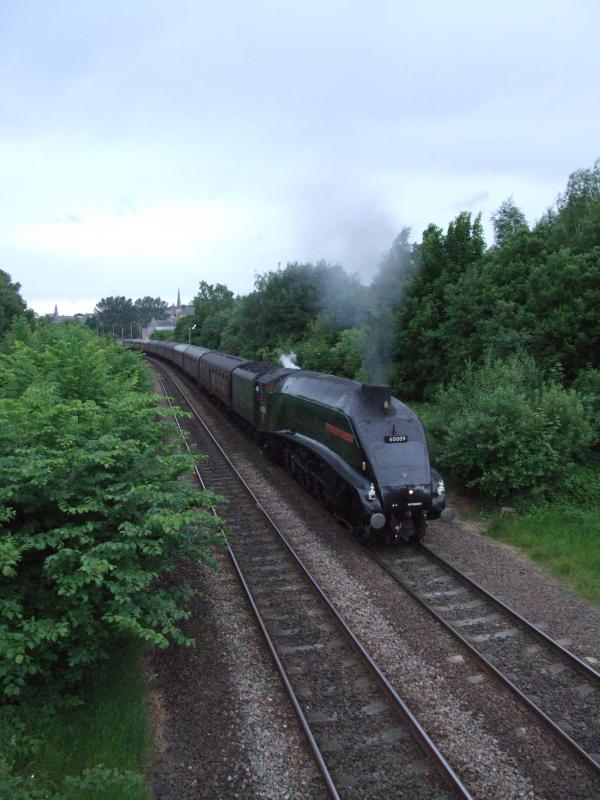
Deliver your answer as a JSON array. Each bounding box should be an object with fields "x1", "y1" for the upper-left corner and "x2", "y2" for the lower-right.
[
  {"x1": 0, "y1": 0, "x2": 598, "y2": 311},
  {"x1": 451, "y1": 191, "x2": 491, "y2": 211},
  {"x1": 289, "y1": 182, "x2": 399, "y2": 279},
  {"x1": 54, "y1": 213, "x2": 83, "y2": 224},
  {"x1": 113, "y1": 197, "x2": 137, "y2": 217}
]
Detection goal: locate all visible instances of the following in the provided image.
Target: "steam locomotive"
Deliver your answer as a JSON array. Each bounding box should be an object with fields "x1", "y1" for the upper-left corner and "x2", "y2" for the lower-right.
[{"x1": 124, "y1": 339, "x2": 452, "y2": 543}]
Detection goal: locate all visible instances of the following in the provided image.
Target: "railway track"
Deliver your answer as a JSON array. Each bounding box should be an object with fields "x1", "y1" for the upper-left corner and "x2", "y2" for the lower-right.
[
  {"x1": 368, "y1": 542, "x2": 600, "y2": 773},
  {"x1": 153, "y1": 359, "x2": 473, "y2": 800}
]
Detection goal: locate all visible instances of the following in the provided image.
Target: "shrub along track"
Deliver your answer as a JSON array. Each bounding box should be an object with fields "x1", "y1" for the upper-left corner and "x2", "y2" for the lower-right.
[
  {"x1": 148, "y1": 355, "x2": 600, "y2": 799},
  {"x1": 153, "y1": 359, "x2": 471, "y2": 800},
  {"x1": 367, "y1": 543, "x2": 600, "y2": 771}
]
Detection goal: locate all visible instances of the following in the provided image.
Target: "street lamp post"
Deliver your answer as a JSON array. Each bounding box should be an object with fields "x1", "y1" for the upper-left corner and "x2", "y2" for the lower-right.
[{"x1": 188, "y1": 323, "x2": 196, "y2": 344}]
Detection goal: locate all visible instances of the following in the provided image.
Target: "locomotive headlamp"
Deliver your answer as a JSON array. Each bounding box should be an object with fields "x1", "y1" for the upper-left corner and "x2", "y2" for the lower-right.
[
  {"x1": 408, "y1": 488, "x2": 414, "y2": 496},
  {"x1": 370, "y1": 513, "x2": 386, "y2": 529},
  {"x1": 437, "y1": 479, "x2": 445, "y2": 497}
]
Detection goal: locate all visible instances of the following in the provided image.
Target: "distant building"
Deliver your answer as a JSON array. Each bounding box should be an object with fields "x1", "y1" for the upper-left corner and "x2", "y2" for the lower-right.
[
  {"x1": 49, "y1": 304, "x2": 92, "y2": 325},
  {"x1": 164, "y1": 288, "x2": 193, "y2": 321},
  {"x1": 143, "y1": 318, "x2": 176, "y2": 339},
  {"x1": 140, "y1": 288, "x2": 194, "y2": 338}
]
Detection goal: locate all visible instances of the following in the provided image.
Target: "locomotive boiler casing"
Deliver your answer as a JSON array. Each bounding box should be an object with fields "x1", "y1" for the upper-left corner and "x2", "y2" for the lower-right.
[{"x1": 256, "y1": 370, "x2": 446, "y2": 539}]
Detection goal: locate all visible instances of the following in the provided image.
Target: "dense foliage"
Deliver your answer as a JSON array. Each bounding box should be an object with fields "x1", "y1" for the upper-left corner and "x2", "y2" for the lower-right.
[
  {"x1": 422, "y1": 354, "x2": 594, "y2": 500},
  {"x1": 184, "y1": 161, "x2": 598, "y2": 501},
  {"x1": 90, "y1": 295, "x2": 170, "y2": 337},
  {"x1": 176, "y1": 263, "x2": 368, "y2": 365},
  {"x1": 0, "y1": 270, "x2": 31, "y2": 340},
  {"x1": 85, "y1": 160, "x2": 600, "y2": 503},
  {"x1": 390, "y1": 161, "x2": 600, "y2": 400},
  {"x1": 0, "y1": 324, "x2": 224, "y2": 698}
]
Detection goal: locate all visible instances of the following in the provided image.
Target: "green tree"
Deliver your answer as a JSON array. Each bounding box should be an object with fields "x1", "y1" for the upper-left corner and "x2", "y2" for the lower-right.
[
  {"x1": 444, "y1": 211, "x2": 485, "y2": 274},
  {"x1": 251, "y1": 263, "x2": 324, "y2": 349},
  {"x1": 0, "y1": 325, "x2": 224, "y2": 697},
  {"x1": 554, "y1": 159, "x2": 600, "y2": 251},
  {"x1": 199, "y1": 308, "x2": 234, "y2": 350},
  {"x1": 178, "y1": 281, "x2": 236, "y2": 348},
  {"x1": 134, "y1": 296, "x2": 168, "y2": 327},
  {"x1": 390, "y1": 212, "x2": 486, "y2": 399},
  {"x1": 208, "y1": 262, "x2": 362, "y2": 361},
  {"x1": 173, "y1": 314, "x2": 194, "y2": 343},
  {"x1": 296, "y1": 325, "x2": 363, "y2": 378},
  {"x1": 427, "y1": 353, "x2": 593, "y2": 500},
  {"x1": 193, "y1": 282, "x2": 234, "y2": 326},
  {"x1": 0, "y1": 270, "x2": 30, "y2": 340},
  {"x1": 441, "y1": 224, "x2": 600, "y2": 383},
  {"x1": 491, "y1": 197, "x2": 528, "y2": 246},
  {"x1": 93, "y1": 297, "x2": 136, "y2": 337},
  {"x1": 149, "y1": 329, "x2": 176, "y2": 341}
]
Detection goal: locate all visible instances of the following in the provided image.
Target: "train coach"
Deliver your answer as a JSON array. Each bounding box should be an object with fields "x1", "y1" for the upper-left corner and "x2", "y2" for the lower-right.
[{"x1": 123, "y1": 339, "x2": 452, "y2": 543}]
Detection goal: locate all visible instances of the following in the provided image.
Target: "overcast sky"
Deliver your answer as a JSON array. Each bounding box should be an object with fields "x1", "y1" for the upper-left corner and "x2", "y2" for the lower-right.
[{"x1": 1, "y1": 0, "x2": 599, "y2": 315}]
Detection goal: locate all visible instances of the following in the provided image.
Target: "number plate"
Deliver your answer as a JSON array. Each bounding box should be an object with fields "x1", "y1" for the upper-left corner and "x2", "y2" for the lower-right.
[{"x1": 384, "y1": 435, "x2": 407, "y2": 443}]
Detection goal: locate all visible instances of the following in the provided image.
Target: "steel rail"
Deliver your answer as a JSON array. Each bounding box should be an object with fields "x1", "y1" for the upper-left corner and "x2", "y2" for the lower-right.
[
  {"x1": 367, "y1": 546, "x2": 600, "y2": 774},
  {"x1": 418, "y1": 541, "x2": 600, "y2": 683},
  {"x1": 153, "y1": 359, "x2": 474, "y2": 800},
  {"x1": 156, "y1": 372, "x2": 341, "y2": 800}
]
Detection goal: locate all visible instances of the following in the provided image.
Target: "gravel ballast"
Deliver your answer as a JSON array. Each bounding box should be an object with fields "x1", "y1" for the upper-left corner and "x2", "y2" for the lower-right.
[
  {"x1": 147, "y1": 372, "x2": 327, "y2": 799},
  {"x1": 146, "y1": 552, "x2": 328, "y2": 799},
  {"x1": 427, "y1": 505, "x2": 600, "y2": 667},
  {"x1": 147, "y1": 365, "x2": 600, "y2": 798}
]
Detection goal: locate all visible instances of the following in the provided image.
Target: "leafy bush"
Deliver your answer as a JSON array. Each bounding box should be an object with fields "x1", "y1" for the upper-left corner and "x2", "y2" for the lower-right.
[
  {"x1": 0, "y1": 637, "x2": 152, "y2": 800},
  {"x1": 0, "y1": 324, "x2": 224, "y2": 698},
  {"x1": 0, "y1": 757, "x2": 53, "y2": 800},
  {"x1": 296, "y1": 323, "x2": 363, "y2": 378},
  {"x1": 429, "y1": 353, "x2": 594, "y2": 501},
  {"x1": 572, "y1": 368, "x2": 600, "y2": 443},
  {"x1": 0, "y1": 760, "x2": 146, "y2": 800},
  {"x1": 61, "y1": 766, "x2": 146, "y2": 800}
]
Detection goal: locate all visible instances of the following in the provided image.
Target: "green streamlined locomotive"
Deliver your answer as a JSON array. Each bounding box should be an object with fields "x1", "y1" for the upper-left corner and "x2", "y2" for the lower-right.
[{"x1": 126, "y1": 340, "x2": 453, "y2": 543}]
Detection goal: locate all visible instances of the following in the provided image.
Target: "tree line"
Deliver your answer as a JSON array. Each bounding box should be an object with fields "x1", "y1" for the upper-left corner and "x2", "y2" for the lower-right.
[
  {"x1": 169, "y1": 160, "x2": 599, "y2": 501},
  {"x1": 86, "y1": 295, "x2": 171, "y2": 336},
  {"x1": 2, "y1": 159, "x2": 597, "y2": 500},
  {"x1": 174, "y1": 162, "x2": 600, "y2": 399},
  {"x1": 0, "y1": 289, "x2": 224, "y2": 725}
]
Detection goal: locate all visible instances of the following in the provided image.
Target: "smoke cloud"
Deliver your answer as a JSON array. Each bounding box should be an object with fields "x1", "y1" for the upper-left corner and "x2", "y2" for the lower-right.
[
  {"x1": 279, "y1": 351, "x2": 300, "y2": 369},
  {"x1": 290, "y1": 181, "x2": 398, "y2": 281}
]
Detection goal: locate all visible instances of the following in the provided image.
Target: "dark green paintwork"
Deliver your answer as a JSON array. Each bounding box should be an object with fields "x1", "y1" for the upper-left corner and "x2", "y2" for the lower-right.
[
  {"x1": 232, "y1": 371, "x2": 257, "y2": 426},
  {"x1": 264, "y1": 391, "x2": 364, "y2": 471}
]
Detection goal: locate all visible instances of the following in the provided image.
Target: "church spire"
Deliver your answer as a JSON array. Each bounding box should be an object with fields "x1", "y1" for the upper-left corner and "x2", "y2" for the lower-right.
[
  {"x1": 53, "y1": 304, "x2": 58, "y2": 318},
  {"x1": 177, "y1": 288, "x2": 181, "y2": 309}
]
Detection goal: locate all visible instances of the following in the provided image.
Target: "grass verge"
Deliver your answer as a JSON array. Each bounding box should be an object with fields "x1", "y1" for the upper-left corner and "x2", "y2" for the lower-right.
[
  {"x1": 0, "y1": 640, "x2": 152, "y2": 800},
  {"x1": 487, "y1": 502, "x2": 600, "y2": 606}
]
